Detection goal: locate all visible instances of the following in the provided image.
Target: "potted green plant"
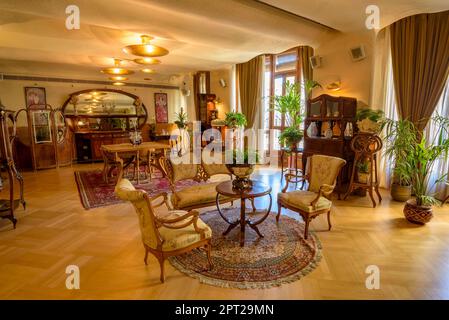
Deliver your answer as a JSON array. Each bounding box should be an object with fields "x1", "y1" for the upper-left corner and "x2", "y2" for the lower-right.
[
  {"x1": 356, "y1": 160, "x2": 370, "y2": 184},
  {"x1": 270, "y1": 81, "x2": 304, "y2": 150},
  {"x1": 356, "y1": 108, "x2": 384, "y2": 133},
  {"x1": 224, "y1": 111, "x2": 247, "y2": 129},
  {"x1": 225, "y1": 149, "x2": 259, "y2": 190},
  {"x1": 382, "y1": 118, "x2": 416, "y2": 202},
  {"x1": 174, "y1": 107, "x2": 188, "y2": 129},
  {"x1": 402, "y1": 117, "x2": 449, "y2": 224}
]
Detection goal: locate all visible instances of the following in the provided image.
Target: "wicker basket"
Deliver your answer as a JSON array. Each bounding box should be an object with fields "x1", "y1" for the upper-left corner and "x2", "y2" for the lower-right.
[{"x1": 403, "y1": 199, "x2": 433, "y2": 224}]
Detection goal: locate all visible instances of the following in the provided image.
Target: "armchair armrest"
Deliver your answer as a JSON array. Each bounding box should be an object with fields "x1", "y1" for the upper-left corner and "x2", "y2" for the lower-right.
[
  {"x1": 310, "y1": 184, "x2": 335, "y2": 207},
  {"x1": 149, "y1": 192, "x2": 172, "y2": 210},
  {"x1": 156, "y1": 210, "x2": 207, "y2": 237},
  {"x1": 282, "y1": 173, "x2": 308, "y2": 193}
]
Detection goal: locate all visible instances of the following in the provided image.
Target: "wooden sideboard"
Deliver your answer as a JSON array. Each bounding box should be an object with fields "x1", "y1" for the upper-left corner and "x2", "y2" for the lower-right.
[{"x1": 75, "y1": 131, "x2": 133, "y2": 162}]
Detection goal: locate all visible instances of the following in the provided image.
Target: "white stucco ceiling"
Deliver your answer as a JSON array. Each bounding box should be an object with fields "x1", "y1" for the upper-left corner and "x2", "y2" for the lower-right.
[{"x1": 0, "y1": 0, "x2": 447, "y2": 83}]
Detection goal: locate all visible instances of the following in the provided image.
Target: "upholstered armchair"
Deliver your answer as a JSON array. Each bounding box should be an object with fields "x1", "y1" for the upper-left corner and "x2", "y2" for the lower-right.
[
  {"x1": 277, "y1": 155, "x2": 346, "y2": 239},
  {"x1": 115, "y1": 179, "x2": 213, "y2": 283}
]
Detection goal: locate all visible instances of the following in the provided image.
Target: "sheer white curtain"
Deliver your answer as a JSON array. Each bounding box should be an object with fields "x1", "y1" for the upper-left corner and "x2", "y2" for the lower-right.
[
  {"x1": 371, "y1": 27, "x2": 398, "y2": 188},
  {"x1": 425, "y1": 78, "x2": 449, "y2": 200}
]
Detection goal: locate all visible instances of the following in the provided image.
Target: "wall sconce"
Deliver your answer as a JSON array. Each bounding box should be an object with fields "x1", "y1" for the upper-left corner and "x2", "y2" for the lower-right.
[{"x1": 326, "y1": 80, "x2": 341, "y2": 91}]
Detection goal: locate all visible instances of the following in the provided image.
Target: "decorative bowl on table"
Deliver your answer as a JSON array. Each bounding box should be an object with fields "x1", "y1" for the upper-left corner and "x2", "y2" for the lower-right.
[
  {"x1": 226, "y1": 163, "x2": 255, "y2": 190},
  {"x1": 129, "y1": 131, "x2": 142, "y2": 145}
]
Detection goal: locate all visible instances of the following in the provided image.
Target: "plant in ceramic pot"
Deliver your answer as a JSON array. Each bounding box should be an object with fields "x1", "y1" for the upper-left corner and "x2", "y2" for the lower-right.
[
  {"x1": 402, "y1": 117, "x2": 449, "y2": 224},
  {"x1": 270, "y1": 80, "x2": 305, "y2": 150},
  {"x1": 225, "y1": 149, "x2": 259, "y2": 190},
  {"x1": 224, "y1": 111, "x2": 247, "y2": 129},
  {"x1": 356, "y1": 108, "x2": 384, "y2": 133},
  {"x1": 382, "y1": 118, "x2": 416, "y2": 202},
  {"x1": 174, "y1": 107, "x2": 188, "y2": 129},
  {"x1": 356, "y1": 159, "x2": 370, "y2": 184}
]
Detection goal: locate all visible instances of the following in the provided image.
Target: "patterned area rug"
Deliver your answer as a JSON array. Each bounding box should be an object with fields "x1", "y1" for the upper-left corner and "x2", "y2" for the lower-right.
[
  {"x1": 74, "y1": 170, "x2": 203, "y2": 210},
  {"x1": 169, "y1": 208, "x2": 322, "y2": 289}
]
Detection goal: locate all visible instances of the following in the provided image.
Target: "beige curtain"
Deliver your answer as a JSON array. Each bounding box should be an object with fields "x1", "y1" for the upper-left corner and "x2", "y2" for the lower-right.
[
  {"x1": 390, "y1": 10, "x2": 449, "y2": 130},
  {"x1": 236, "y1": 55, "x2": 264, "y2": 129},
  {"x1": 299, "y1": 46, "x2": 314, "y2": 82}
]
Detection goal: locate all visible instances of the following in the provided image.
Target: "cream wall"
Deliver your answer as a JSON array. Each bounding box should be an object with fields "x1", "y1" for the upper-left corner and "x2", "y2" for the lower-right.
[
  {"x1": 0, "y1": 79, "x2": 183, "y2": 125},
  {"x1": 312, "y1": 31, "x2": 375, "y2": 106},
  {"x1": 210, "y1": 69, "x2": 233, "y2": 118}
]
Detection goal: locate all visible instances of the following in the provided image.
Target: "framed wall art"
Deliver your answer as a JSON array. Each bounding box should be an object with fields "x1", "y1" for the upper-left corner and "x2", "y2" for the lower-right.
[
  {"x1": 154, "y1": 92, "x2": 168, "y2": 123},
  {"x1": 25, "y1": 87, "x2": 47, "y2": 109}
]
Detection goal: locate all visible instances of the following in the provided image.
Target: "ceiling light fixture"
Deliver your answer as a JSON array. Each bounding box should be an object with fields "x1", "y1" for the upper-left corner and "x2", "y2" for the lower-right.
[
  {"x1": 133, "y1": 57, "x2": 161, "y2": 65},
  {"x1": 109, "y1": 76, "x2": 128, "y2": 81},
  {"x1": 112, "y1": 82, "x2": 126, "y2": 86},
  {"x1": 141, "y1": 68, "x2": 155, "y2": 74},
  {"x1": 101, "y1": 59, "x2": 134, "y2": 75},
  {"x1": 123, "y1": 35, "x2": 169, "y2": 57}
]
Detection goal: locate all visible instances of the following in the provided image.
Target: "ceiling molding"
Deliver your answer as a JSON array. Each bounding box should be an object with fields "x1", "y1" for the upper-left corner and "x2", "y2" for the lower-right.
[
  {"x1": 252, "y1": 0, "x2": 339, "y2": 32},
  {"x1": 1, "y1": 74, "x2": 179, "y2": 90}
]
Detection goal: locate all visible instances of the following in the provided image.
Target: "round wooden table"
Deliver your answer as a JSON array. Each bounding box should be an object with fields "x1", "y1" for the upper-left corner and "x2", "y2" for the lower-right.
[{"x1": 215, "y1": 180, "x2": 272, "y2": 247}]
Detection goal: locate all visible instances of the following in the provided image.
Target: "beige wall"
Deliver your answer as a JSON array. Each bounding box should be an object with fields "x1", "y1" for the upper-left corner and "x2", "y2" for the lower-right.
[
  {"x1": 312, "y1": 31, "x2": 375, "y2": 106},
  {"x1": 0, "y1": 79, "x2": 183, "y2": 125},
  {"x1": 210, "y1": 68, "x2": 233, "y2": 118}
]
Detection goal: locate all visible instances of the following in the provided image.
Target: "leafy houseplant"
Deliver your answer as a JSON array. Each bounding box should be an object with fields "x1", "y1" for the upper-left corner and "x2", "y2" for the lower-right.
[
  {"x1": 174, "y1": 108, "x2": 188, "y2": 129},
  {"x1": 270, "y1": 80, "x2": 304, "y2": 150},
  {"x1": 382, "y1": 118, "x2": 416, "y2": 201},
  {"x1": 224, "y1": 112, "x2": 247, "y2": 129},
  {"x1": 225, "y1": 149, "x2": 259, "y2": 190},
  {"x1": 383, "y1": 115, "x2": 449, "y2": 224},
  {"x1": 356, "y1": 108, "x2": 384, "y2": 133},
  {"x1": 356, "y1": 160, "x2": 370, "y2": 184}
]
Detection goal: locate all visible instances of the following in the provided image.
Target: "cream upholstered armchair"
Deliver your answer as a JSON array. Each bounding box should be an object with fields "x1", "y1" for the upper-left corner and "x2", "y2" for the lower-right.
[
  {"x1": 115, "y1": 179, "x2": 213, "y2": 283},
  {"x1": 277, "y1": 155, "x2": 346, "y2": 239}
]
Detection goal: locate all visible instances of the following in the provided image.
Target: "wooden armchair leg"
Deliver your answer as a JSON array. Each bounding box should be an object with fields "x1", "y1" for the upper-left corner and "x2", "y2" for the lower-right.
[
  {"x1": 276, "y1": 202, "x2": 282, "y2": 222},
  {"x1": 157, "y1": 256, "x2": 165, "y2": 283},
  {"x1": 144, "y1": 249, "x2": 149, "y2": 265},
  {"x1": 304, "y1": 216, "x2": 310, "y2": 240},
  {"x1": 206, "y1": 243, "x2": 213, "y2": 270},
  {"x1": 327, "y1": 210, "x2": 332, "y2": 231}
]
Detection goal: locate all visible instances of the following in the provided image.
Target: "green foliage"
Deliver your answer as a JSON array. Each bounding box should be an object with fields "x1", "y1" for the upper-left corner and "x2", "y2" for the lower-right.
[
  {"x1": 279, "y1": 126, "x2": 304, "y2": 148},
  {"x1": 304, "y1": 79, "x2": 322, "y2": 98},
  {"x1": 226, "y1": 149, "x2": 260, "y2": 164},
  {"x1": 356, "y1": 160, "x2": 370, "y2": 173},
  {"x1": 174, "y1": 108, "x2": 188, "y2": 129},
  {"x1": 270, "y1": 80, "x2": 304, "y2": 128},
  {"x1": 356, "y1": 108, "x2": 385, "y2": 122},
  {"x1": 382, "y1": 115, "x2": 449, "y2": 206},
  {"x1": 224, "y1": 112, "x2": 247, "y2": 128}
]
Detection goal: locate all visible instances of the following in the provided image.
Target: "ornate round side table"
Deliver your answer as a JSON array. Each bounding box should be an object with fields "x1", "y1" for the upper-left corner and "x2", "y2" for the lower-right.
[{"x1": 215, "y1": 180, "x2": 272, "y2": 247}]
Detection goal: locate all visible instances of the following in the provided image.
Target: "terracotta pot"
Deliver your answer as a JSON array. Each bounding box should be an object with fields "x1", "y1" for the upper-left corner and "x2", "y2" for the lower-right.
[
  {"x1": 357, "y1": 172, "x2": 369, "y2": 184},
  {"x1": 403, "y1": 199, "x2": 433, "y2": 224},
  {"x1": 390, "y1": 183, "x2": 412, "y2": 202}
]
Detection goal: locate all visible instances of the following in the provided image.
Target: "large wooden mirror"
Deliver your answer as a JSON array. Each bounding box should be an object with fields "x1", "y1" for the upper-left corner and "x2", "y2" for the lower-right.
[{"x1": 62, "y1": 89, "x2": 148, "y2": 131}]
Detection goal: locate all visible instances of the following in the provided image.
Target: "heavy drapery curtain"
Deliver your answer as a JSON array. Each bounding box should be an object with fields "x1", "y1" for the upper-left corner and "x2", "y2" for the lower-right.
[
  {"x1": 390, "y1": 10, "x2": 449, "y2": 131},
  {"x1": 236, "y1": 55, "x2": 264, "y2": 129},
  {"x1": 299, "y1": 46, "x2": 314, "y2": 83}
]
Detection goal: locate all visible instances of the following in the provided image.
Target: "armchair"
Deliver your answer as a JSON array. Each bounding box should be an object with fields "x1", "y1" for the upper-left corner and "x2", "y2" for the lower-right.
[
  {"x1": 115, "y1": 179, "x2": 213, "y2": 283},
  {"x1": 277, "y1": 155, "x2": 346, "y2": 239}
]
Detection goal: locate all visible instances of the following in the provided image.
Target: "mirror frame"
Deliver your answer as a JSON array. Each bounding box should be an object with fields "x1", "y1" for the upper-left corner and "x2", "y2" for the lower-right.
[{"x1": 61, "y1": 88, "x2": 148, "y2": 129}]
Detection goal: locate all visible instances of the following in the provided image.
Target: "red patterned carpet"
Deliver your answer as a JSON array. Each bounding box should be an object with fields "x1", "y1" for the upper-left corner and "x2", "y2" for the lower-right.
[{"x1": 74, "y1": 170, "x2": 204, "y2": 209}]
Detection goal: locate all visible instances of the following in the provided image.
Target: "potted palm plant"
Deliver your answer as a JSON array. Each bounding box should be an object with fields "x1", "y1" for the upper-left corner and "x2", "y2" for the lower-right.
[
  {"x1": 271, "y1": 81, "x2": 304, "y2": 150},
  {"x1": 402, "y1": 116, "x2": 449, "y2": 224},
  {"x1": 174, "y1": 107, "x2": 188, "y2": 129},
  {"x1": 382, "y1": 119, "x2": 417, "y2": 201}
]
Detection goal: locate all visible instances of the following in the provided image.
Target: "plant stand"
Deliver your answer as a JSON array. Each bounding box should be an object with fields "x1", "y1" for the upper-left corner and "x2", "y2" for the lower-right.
[{"x1": 344, "y1": 133, "x2": 382, "y2": 207}]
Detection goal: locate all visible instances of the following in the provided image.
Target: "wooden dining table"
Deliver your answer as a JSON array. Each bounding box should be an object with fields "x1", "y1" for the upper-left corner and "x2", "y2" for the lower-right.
[{"x1": 101, "y1": 141, "x2": 171, "y2": 185}]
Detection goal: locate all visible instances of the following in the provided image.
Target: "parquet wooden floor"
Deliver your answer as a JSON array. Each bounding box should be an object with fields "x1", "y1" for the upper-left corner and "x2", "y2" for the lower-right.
[{"x1": 0, "y1": 164, "x2": 448, "y2": 299}]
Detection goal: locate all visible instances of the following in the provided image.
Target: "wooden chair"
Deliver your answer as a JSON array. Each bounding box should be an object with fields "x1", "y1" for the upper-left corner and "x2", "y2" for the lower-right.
[
  {"x1": 115, "y1": 179, "x2": 213, "y2": 282},
  {"x1": 277, "y1": 154, "x2": 346, "y2": 239}
]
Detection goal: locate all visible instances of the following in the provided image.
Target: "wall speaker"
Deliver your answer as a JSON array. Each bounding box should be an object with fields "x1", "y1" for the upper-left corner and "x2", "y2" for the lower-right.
[
  {"x1": 219, "y1": 78, "x2": 227, "y2": 88},
  {"x1": 349, "y1": 45, "x2": 366, "y2": 61},
  {"x1": 309, "y1": 55, "x2": 322, "y2": 69}
]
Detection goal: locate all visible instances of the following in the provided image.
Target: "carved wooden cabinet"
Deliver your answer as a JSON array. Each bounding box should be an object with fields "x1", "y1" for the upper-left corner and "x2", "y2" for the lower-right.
[{"x1": 303, "y1": 94, "x2": 357, "y2": 195}]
